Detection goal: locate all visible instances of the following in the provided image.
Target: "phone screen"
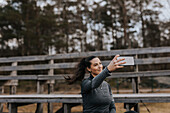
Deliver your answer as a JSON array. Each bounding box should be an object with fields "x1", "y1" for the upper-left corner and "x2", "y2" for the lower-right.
[{"x1": 117, "y1": 56, "x2": 134, "y2": 66}]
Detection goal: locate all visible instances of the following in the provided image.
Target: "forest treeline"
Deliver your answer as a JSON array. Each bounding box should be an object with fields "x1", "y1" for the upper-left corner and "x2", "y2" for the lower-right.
[{"x1": 0, "y1": 0, "x2": 170, "y2": 57}]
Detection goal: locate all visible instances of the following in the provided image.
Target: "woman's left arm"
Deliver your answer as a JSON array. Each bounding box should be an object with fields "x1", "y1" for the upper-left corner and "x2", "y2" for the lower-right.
[
  {"x1": 108, "y1": 84, "x2": 116, "y2": 113},
  {"x1": 109, "y1": 101, "x2": 116, "y2": 113}
]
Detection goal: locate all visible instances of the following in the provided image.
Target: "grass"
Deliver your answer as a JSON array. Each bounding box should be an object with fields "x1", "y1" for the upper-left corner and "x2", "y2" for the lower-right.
[{"x1": 71, "y1": 103, "x2": 170, "y2": 113}]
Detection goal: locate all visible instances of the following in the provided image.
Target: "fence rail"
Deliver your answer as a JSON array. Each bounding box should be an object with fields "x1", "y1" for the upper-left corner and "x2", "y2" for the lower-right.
[
  {"x1": 0, "y1": 57, "x2": 170, "y2": 71},
  {"x1": 0, "y1": 46, "x2": 170, "y2": 63},
  {"x1": 1, "y1": 93, "x2": 170, "y2": 103},
  {"x1": 0, "y1": 69, "x2": 170, "y2": 80}
]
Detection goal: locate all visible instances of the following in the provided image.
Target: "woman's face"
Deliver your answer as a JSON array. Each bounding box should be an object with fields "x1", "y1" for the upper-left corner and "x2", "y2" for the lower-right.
[{"x1": 87, "y1": 57, "x2": 103, "y2": 77}]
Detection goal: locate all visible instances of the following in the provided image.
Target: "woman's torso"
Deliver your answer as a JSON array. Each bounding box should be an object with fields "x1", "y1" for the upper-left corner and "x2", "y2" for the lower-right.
[{"x1": 81, "y1": 78, "x2": 113, "y2": 113}]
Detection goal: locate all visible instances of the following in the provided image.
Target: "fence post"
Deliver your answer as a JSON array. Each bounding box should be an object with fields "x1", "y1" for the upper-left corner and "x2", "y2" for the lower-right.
[
  {"x1": 9, "y1": 104, "x2": 17, "y2": 113},
  {"x1": 131, "y1": 54, "x2": 140, "y2": 112},
  {"x1": 47, "y1": 60, "x2": 55, "y2": 113},
  {"x1": 116, "y1": 78, "x2": 119, "y2": 94},
  {"x1": 0, "y1": 86, "x2": 4, "y2": 112},
  {"x1": 8, "y1": 62, "x2": 18, "y2": 113},
  {"x1": 36, "y1": 80, "x2": 44, "y2": 113}
]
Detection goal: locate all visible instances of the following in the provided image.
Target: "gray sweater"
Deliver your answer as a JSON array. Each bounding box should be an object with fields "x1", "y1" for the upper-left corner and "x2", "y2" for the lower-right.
[{"x1": 81, "y1": 67, "x2": 116, "y2": 113}]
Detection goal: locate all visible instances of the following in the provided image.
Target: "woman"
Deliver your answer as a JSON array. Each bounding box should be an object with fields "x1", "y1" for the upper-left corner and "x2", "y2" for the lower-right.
[{"x1": 65, "y1": 54, "x2": 125, "y2": 113}]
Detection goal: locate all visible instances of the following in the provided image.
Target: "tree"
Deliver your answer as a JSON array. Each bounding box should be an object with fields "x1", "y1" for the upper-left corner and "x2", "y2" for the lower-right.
[
  {"x1": 134, "y1": 0, "x2": 162, "y2": 47},
  {"x1": 0, "y1": 1, "x2": 23, "y2": 56},
  {"x1": 0, "y1": 0, "x2": 62, "y2": 56}
]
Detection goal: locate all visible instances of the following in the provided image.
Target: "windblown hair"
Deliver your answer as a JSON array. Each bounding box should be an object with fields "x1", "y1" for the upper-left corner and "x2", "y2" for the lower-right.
[{"x1": 64, "y1": 56, "x2": 97, "y2": 84}]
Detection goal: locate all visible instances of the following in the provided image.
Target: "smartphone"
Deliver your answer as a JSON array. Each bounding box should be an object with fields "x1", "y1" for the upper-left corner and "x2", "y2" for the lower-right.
[{"x1": 117, "y1": 56, "x2": 134, "y2": 66}]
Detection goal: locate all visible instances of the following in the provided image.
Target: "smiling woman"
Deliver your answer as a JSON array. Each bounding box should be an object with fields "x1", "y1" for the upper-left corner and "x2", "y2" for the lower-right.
[
  {"x1": 65, "y1": 55, "x2": 126, "y2": 113},
  {"x1": 86, "y1": 57, "x2": 103, "y2": 77}
]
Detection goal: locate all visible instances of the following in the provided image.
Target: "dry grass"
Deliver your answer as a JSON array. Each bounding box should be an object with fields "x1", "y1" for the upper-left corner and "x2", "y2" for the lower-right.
[
  {"x1": 2, "y1": 102, "x2": 169, "y2": 113},
  {"x1": 70, "y1": 103, "x2": 170, "y2": 113}
]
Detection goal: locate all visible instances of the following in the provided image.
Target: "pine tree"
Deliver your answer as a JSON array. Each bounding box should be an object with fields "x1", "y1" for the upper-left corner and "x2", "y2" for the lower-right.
[{"x1": 0, "y1": 0, "x2": 62, "y2": 56}]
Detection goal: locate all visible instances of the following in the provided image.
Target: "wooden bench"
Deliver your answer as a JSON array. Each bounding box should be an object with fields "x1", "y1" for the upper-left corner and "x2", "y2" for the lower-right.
[
  {"x1": 1, "y1": 93, "x2": 170, "y2": 113},
  {"x1": 0, "y1": 46, "x2": 170, "y2": 113}
]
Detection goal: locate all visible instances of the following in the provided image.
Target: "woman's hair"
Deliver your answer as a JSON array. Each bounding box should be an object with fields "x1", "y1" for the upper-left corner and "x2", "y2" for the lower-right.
[{"x1": 64, "y1": 56, "x2": 97, "y2": 84}]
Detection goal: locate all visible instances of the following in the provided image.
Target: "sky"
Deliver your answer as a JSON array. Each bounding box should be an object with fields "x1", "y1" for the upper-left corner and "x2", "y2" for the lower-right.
[{"x1": 154, "y1": 0, "x2": 170, "y2": 21}]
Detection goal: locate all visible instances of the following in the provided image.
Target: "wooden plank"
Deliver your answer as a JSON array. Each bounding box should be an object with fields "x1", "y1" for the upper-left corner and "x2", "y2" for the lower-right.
[
  {"x1": 0, "y1": 57, "x2": 170, "y2": 71},
  {"x1": 0, "y1": 69, "x2": 169, "y2": 81},
  {"x1": 135, "y1": 57, "x2": 170, "y2": 65},
  {"x1": 109, "y1": 70, "x2": 170, "y2": 78},
  {"x1": 0, "y1": 93, "x2": 170, "y2": 103},
  {"x1": 103, "y1": 57, "x2": 170, "y2": 65},
  {"x1": 0, "y1": 47, "x2": 170, "y2": 63},
  {"x1": 38, "y1": 70, "x2": 170, "y2": 79},
  {"x1": 0, "y1": 75, "x2": 37, "y2": 80},
  {"x1": 38, "y1": 75, "x2": 64, "y2": 80},
  {"x1": 0, "y1": 93, "x2": 169, "y2": 98},
  {"x1": 0, "y1": 62, "x2": 77, "y2": 71}
]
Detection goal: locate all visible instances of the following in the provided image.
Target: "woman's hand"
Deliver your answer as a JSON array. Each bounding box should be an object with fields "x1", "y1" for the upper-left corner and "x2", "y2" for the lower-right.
[{"x1": 107, "y1": 54, "x2": 126, "y2": 72}]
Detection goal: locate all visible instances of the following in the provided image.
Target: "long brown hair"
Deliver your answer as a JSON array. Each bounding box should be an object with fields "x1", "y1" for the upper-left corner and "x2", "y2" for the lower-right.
[{"x1": 64, "y1": 56, "x2": 97, "y2": 84}]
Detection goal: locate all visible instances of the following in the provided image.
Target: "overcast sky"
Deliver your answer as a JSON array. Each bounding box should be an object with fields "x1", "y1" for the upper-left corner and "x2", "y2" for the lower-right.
[{"x1": 155, "y1": 0, "x2": 170, "y2": 21}]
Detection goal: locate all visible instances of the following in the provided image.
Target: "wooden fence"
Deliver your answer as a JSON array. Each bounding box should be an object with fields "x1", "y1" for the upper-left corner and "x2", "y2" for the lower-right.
[{"x1": 0, "y1": 46, "x2": 170, "y2": 113}]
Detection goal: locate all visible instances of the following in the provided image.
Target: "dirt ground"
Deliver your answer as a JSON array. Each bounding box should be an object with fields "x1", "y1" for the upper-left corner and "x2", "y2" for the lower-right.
[{"x1": 2, "y1": 102, "x2": 170, "y2": 113}]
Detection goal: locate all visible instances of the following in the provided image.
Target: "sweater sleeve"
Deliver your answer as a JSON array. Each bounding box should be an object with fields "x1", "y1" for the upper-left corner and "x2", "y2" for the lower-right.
[
  {"x1": 108, "y1": 84, "x2": 116, "y2": 113},
  {"x1": 109, "y1": 101, "x2": 116, "y2": 113},
  {"x1": 81, "y1": 67, "x2": 111, "y2": 93}
]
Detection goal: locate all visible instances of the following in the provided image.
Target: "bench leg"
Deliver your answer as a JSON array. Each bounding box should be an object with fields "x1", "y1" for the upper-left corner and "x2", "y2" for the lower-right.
[
  {"x1": 36, "y1": 81, "x2": 44, "y2": 113},
  {"x1": 124, "y1": 103, "x2": 139, "y2": 112},
  {"x1": 48, "y1": 84, "x2": 54, "y2": 113},
  {"x1": 63, "y1": 104, "x2": 71, "y2": 113},
  {"x1": 125, "y1": 103, "x2": 130, "y2": 111},
  {"x1": 0, "y1": 103, "x2": 3, "y2": 112},
  {"x1": 9, "y1": 103, "x2": 17, "y2": 113},
  {"x1": 0, "y1": 86, "x2": 4, "y2": 112},
  {"x1": 35, "y1": 103, "x2": 43, "y2": 113},
  {"x1": 48, "y1": 103, "x2": 53, "y2": 113},
  {"x1": 134, "y1": 103, "x2": 140, "y2": 113}
]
